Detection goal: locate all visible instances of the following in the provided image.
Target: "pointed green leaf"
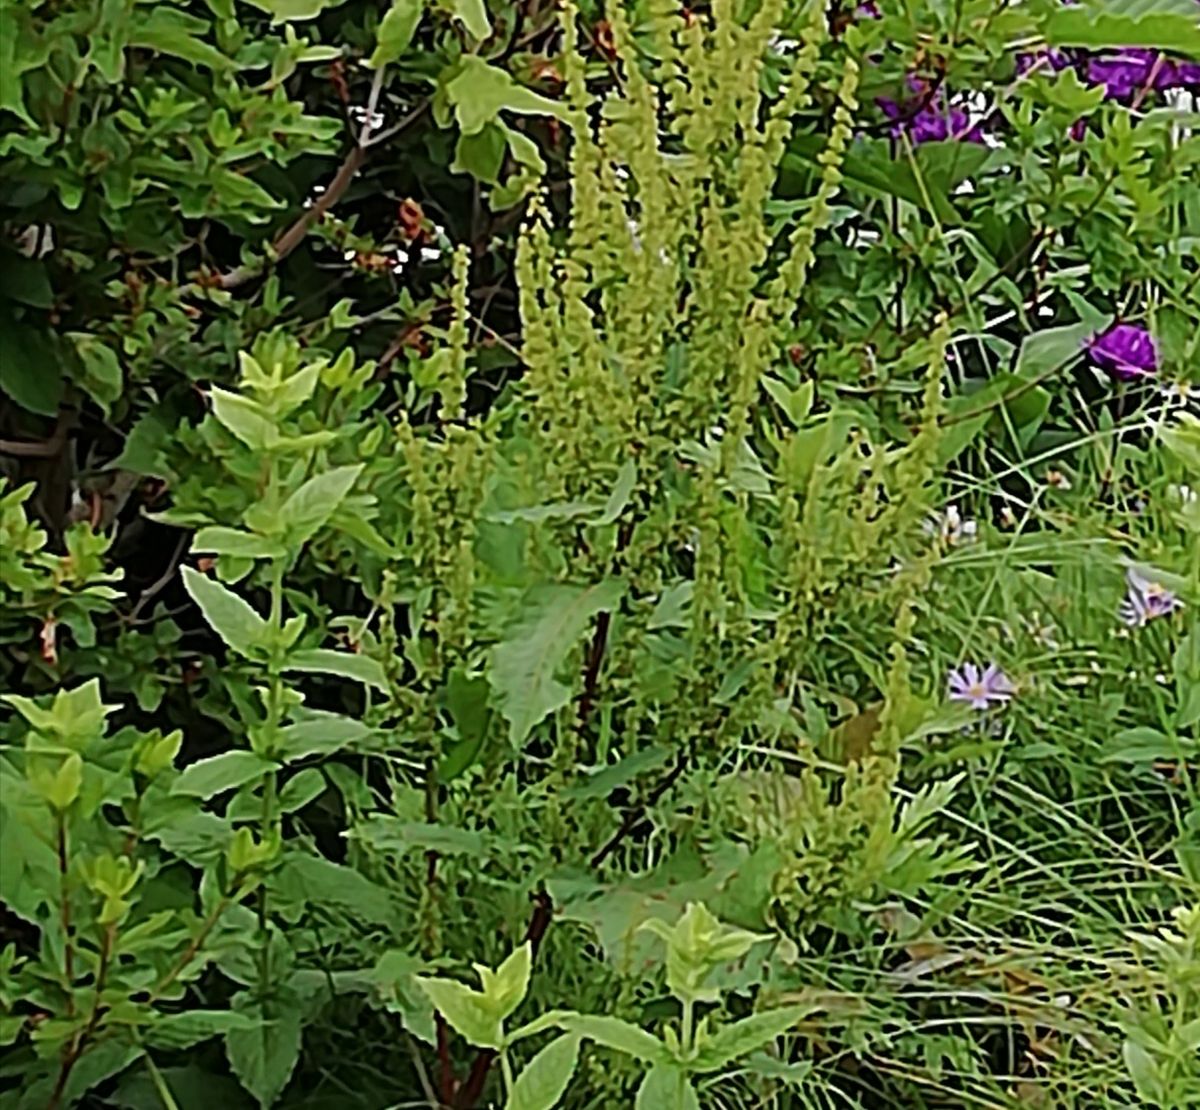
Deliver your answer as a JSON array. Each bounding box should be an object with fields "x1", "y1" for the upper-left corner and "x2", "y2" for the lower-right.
[
  {"x1": 635, "y1": 1065, "x2": 698, "y2": 1110},
  {"x1": 484, "y1": 942, "x2": 531, "y2": 1021},
  {"x1": 192, "y1": 527, "x2": 285, "y2": 560},
  {"x1": 447, "y1": 0, "x2": 490, "y2": 40},
  {"x1": 280, "y1": 464, "x2": 363, "y2": 548},
  {"x1": 559, "y1": 1015, "x2": 669, "y2": 1063},
  {"x1": 369, "y1": 0, "x2": 424, "y2": 66},
  {"x1": 173, "y1": 751, "x2": 272, "y2": 797},
  {"x1": 148, "y1": 1010, "x2": 256, "y2": 1049},
  {"x1": 283, "y1": 648, "x2": 388, "y2": 692},
  {"x1": 279, "y1": 712, "x2": 374, "y2": 759},
  {"x1": 505, "y1": 1034, "x2": 580, "y2": 1110},
  {"x1": 225, "y1": 1008, "x2": 302, "y2": 1107},
  {"x1": 182, "y1": 566, "x2": 269, "y2": 658}
]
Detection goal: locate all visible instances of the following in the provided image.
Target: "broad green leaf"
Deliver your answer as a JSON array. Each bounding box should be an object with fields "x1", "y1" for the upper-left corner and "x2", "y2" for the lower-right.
[
  {"x1": 131, "y1": 8, "x2": 232, "y2": 71},
  {"x1": 565, "y1": 746, "x2": 673, "y2": 801},
  {"x1": 148, "y1": 1010, "x2": 256, "y2": 1049},
  {"x1": 5, "y1": 679, "x2": 114, "y2": 747},
  {"x1": 20, "y1": 1042, "x2": 142, "y2": 1109},
  {"x1": 1123, "y1": 1039, "x2": 1167, "y2": 1102},
  {"x1": 489, "y1": 580, "x2": 626, "y2": 745},
  {"x1": 192, "y1": 527, "x2": 284, "y2": 560},
  {"x1": 783, "y1": 140, "x2": 958, "y2": 225},
  {"x1": 280, "y1": 464, "x2": 363, "y2": 547},
  {"x1": 1047, "y1": 3, "x2": 1200, "y2": 56},
  {"x1": 173, "y1": 751, "x2": 272, "y2": 797},
  {"x1": 182, "y1": 566, "x2": 269, "y2": 658},
  {"x1": 271, "y1": 853, "x2": 394, "y2": 922},
  {"x1": 0, "y1": 252, "x2": 53, "y2": 308},
  {"x1": 446, "y1": 56, "x2": 567, "y2": 136},
  {"x1": 242, "y1": 0, "x2": 346, "y2": 21},
  {"x1": 225, "y1": 1008, "x2": 302, "y2": 1108},
  {"x1": 559, "y1": 1015, "x2": 669, "y2": 1063},
  {"x1": 369, "y1": 0, "x2": 424, "y2": 66},
  {"x1": 691, "y1": 1005, "x2": 818, "y2": 1072},
  {"x1": 452, "y1": 123, "x2": 508, "y2": 184},
  {"x1": 415, "y1": 977, "x2": 501, "y2": 1049},
  {"x1": 0, "y1": 312, "x2": 62, "y2": 415},
  {"x1": 68, "y1": 333, "x2": 122, "y2": 414},
  {"x1": 209, "y1": 388, "x2": 276, "y2": 450},
  {"x1": 440, "y1": 668, "x2": 493, "y2": 781},
  {"x1": 505, "y1": 1034, "x2": 580, "y2": 1110},
  {"x1": 277, "y1": 767, "x2": 325, "y2": 812},
  {"x1": 283, "y1": 648, "x2": 389, "y2": 692},
  {"x1": 1015, "y1": 320, "x2": 1104, "y2": 379},
  {"x1": 279, "y1": 712, "x2": 374, "y2": 758},
  {"x1": 446, "y1": 0, "x2": 490, "y2": 40},
  {"x1": 635, "y1": 1065, "x2": 699, "y2": 1110}
]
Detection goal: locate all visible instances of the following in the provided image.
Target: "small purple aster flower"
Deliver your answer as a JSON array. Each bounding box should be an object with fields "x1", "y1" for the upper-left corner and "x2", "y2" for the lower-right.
[
  {"x1": 1087, "y1": 323, "x2": 1157, "y2": 380},
  {"x1": 948, "y1": 662, "x2": 1015, "y2": 711},
  {"x1": 1119, "y1": 567, "x2": 1184, "y2": 628}
]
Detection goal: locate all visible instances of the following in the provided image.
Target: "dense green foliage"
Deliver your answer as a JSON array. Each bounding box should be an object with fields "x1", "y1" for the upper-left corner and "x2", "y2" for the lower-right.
[{"x1": 1, "y1": 0, "x2": 1198, "y2": 1107}]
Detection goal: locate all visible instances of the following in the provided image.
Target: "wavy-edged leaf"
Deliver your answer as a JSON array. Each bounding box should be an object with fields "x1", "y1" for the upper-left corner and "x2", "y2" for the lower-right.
[
  {"x1": 692, "y1": 1004, "x2": 819, "y2": 1072},
  {"x1": 489, "y1": 580, "x2": 625, "y2": 744}
]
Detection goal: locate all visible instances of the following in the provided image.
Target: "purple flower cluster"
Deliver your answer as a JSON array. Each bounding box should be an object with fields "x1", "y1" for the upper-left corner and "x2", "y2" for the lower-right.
[
  {"x1": 878, "y1": 77, "x2": 986, "y2": 146},
  {"x1": 1086, "y1": 323, "x2": 1157, "y2": 380},
  {"x1": 1087, "y1": 49, "x2": 1200, "y2": 101}
]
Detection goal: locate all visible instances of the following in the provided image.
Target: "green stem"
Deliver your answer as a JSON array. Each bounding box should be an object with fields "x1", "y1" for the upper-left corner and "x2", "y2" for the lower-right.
[
  {"x1": 680, "y1": 997, "x2": 694, "y2": 1055},
  {"x1": 146, "y1": 1054, "x2": 181, "y2": 1110},
  {"x1": 257, "y1": 558, "x2": 286, "y2": 1000}
]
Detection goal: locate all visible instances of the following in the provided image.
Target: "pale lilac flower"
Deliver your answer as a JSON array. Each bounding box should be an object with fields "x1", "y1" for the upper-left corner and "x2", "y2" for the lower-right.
[
  {"x1": 1119, "y1": 568, "x2": 1184, "y2": 627},
  {"x1": 1087, "y1": 323, "x2": 1157, "y2": 380},
  {"x1": 948, "y1": 662, "x2": 1015, "y2": 710}
]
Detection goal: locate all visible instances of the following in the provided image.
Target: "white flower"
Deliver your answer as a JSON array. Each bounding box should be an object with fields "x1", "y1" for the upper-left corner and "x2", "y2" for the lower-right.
[{"x1": 924, "y1": 503, "x2": 978, "y2": 546}]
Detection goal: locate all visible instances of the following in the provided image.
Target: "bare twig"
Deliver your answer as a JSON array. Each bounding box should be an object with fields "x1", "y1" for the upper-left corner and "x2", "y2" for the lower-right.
[
  {"x1": 0, "y1": 409, "x2": 73, "y2": 459},
  {"x1": 217, "y1": 73, "x2": 429, "y2": 292},
  {"x1": 125, "y1": 530, "x2": 188, "y2": 625}
]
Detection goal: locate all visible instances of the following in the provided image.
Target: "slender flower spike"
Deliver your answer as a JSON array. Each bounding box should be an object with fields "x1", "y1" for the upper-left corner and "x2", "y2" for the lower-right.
[
  {"x1": 1087, "y1": 323, "x2": 1157, "y2": 380},
  {"x1": 948, "y1": 662, "x2": 1015, "y2": 710},
  {"x1": 1119, "y1": 568, "x2": 1184, "y2": 628}
]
